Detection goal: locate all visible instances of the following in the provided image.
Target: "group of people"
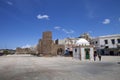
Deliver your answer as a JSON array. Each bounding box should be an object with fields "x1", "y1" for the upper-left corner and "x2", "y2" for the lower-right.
[{"x1": 94, "y1": 52, "x2": 101, "y2": 61}]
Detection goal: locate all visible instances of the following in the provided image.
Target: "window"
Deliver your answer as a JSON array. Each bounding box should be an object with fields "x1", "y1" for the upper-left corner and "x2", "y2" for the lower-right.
[
  {"x1": 75, "y1": 48, "x2": 77, "y2": 52},
  {"x1": 104, "y1": 40, "x2": 108, "y2": 44},
  {"x1": 111, "y1": 39, "x2": 115, "y2": 44},
  {"x1": 96, "y1": 41, "x2": 98, "y2": 44},
  {"x1": 105, "y1": 46, "x2": 109, "y2": 49},
  {"x1": 117, "y1": 39, "x2": 120, "y2": 43},
  {"x1": 101, "y1": 45, "x2": 104, "y2": 47}
]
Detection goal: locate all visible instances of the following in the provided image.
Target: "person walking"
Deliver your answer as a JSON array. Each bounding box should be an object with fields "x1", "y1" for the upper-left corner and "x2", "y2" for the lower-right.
[
  {"x1": 98, "y1": 53, "x2": 101, "y2": 61},
  {"x1": 94, "y1": 51, "x2": 97, "y2": 61}
]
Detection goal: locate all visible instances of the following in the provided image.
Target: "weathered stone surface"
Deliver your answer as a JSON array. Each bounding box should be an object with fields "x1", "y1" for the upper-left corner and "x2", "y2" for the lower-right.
[
  {"x1": 16, "y1": 47, "x2": 36, "y2": 54},
  {"x1": 16, "y1": 31, "x2": 65, "y2": 56},
  {"x1": 37, "y1": 31, "x2": 65, "y2": 56}
]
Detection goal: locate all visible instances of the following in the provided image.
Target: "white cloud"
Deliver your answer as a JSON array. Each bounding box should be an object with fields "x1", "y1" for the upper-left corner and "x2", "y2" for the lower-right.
[
  {"x1": 62, "y1": 29, "x2": 74, "y2": 34},
  {"x1": 21, "y1": 44, "x2": 31, "y2": 48},
  {"x1": 54, "y1": 26, "x2": 74, "y2": 34},
  {"x1": 37, "y1": 14, "x2": 49, "y2": 20},
  {"x1": 102, "y1": 19, "x2": 110, "y2": 24},
  {"x1": 54, "y1": 26, "x2": 61, "y2": 30},
  {"x1": 6, "y1": 1, "x2": 13, "y2": 5}
]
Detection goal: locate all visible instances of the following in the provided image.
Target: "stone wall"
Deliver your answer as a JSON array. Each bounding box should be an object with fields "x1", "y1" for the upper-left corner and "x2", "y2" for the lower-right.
[
  {"x1": 37, "y1": 31, "x2": 65, "y2": 56},
  {"x1": 51, "y1": 44, "x2": 65, "y2": 56},
  {"x1": 42, "y1": 31, "x2": 52, "y2": 40},
  {"x1": 16, "y1": 47, "x2": 36, "y2": 54}
]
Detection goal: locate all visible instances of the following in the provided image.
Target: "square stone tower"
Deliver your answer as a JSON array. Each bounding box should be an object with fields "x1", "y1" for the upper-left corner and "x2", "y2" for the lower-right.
[
  {"x1": 42, "y1": 31, "x2": 52, "y2": 40},
  {"x1": 37, "y1": 31, "x2": 65, "y2": 56},
  {"x1": 37, "y1": 31, "x2": 53, "y2": 55}
]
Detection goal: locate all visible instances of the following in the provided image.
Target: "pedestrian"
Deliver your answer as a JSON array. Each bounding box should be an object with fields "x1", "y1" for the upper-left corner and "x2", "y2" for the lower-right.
[
  {"x1": 94, "y1": 51, "x2": 97, "y2": 61},
  {"x1": 98, "y1": 53, "x2": 101, "y2": 61},
  {"x1": 118, "y1": 52, "x2": 120, "y2": 56}
]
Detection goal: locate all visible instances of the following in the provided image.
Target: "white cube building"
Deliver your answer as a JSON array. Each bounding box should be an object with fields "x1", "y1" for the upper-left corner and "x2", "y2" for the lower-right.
[{"x1": 73, "y1": 38, "x2": 94, "y2": 61}]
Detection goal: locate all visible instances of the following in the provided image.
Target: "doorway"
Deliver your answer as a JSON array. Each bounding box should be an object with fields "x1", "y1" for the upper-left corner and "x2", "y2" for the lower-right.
[
  {"x1": 57, "y1": 48, "x2": 63, "y2": 56},
  {"x1": 85, "y1": 48, "x2": 90, "y2": 59},
  {"x1": 110, "y1": 51, "x2": 114, "y2": 55}
]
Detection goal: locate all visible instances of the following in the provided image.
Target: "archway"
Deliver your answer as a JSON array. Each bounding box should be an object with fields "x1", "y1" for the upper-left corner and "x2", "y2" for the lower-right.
[{"x1": 57, "y1": 48, "x2": 63, "y2": 56}]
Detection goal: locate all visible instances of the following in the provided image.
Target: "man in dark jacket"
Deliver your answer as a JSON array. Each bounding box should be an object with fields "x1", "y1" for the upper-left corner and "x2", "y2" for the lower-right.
[
  {"x1": 98, "y1": 53, "x2": 101, "y2": 61},
  {"x1": 94, "y1": 52, "x2": 97, "y2": 61}
]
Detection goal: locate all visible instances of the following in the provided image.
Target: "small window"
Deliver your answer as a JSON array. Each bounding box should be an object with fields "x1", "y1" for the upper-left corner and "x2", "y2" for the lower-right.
[
  {"x1": 101, "y1": 45, "x2": 104, "y2": 47},
  {"x1": 111, "y1": 39, "x2": 115, "y2": 44},
  {"x1": 75, "y1": 48, "x2": 77, "y2": 52},
  {"x1": 105, "y1": 46, "x2": 109, "y2": 49},
  {"x1": 117, "y1": 39, "x2": 120, "y2": 43},
  {"x1": 96, "y1": 41, "x2": 98, "y2": 44},
  {"x1": 104, "y1": 40, "x2": 108, "y2": 44}
]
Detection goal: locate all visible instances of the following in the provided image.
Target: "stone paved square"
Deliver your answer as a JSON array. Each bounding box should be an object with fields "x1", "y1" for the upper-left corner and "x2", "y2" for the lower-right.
[{"x1": 0, "y1": 55, "x2": 120, "y2": 80}]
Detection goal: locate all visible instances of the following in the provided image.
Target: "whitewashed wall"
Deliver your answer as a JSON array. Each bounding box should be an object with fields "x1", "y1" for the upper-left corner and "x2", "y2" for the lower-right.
[
  {"x1": 73, "y1": 48, "x2": 80, "y2": 60},
  {"x1": 73, "y1": 47, "x2": 94, "y2": 61},
  {"x1": 90, "y1": 48, "x2": 94, "y2": 61},
  {"x1": 93, "y1": 35, "x2": 120, "y2": 49},
  {"x1": 81, "y1": 48, "x2": 85, "y2": 61}
]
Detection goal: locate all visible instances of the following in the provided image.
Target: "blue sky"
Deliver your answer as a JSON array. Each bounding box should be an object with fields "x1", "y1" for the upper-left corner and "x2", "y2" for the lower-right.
[{"x1": 0, "y1": 0, "x2": 120, "y2": 49}]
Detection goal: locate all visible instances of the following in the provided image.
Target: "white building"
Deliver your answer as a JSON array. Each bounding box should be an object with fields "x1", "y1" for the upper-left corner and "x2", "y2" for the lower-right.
[
  {"x1": 55, "y1": 38, "x2": 94, "y2": 60},
  {"x1": 92, "y1": 34, "x2": 120, "y2": 55},
  {"x1": 73, "y1": 38, "x2": 94, "y2": 61},
  {"x1": 56, "y1": 33, "x2": 92, "y2": 50},
  {"x1": 55, "y1": 33, "x2": 92, "y2": 56},
  {"x1": 56, "y1": 38, "x2": 78, "y2": 50}
]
